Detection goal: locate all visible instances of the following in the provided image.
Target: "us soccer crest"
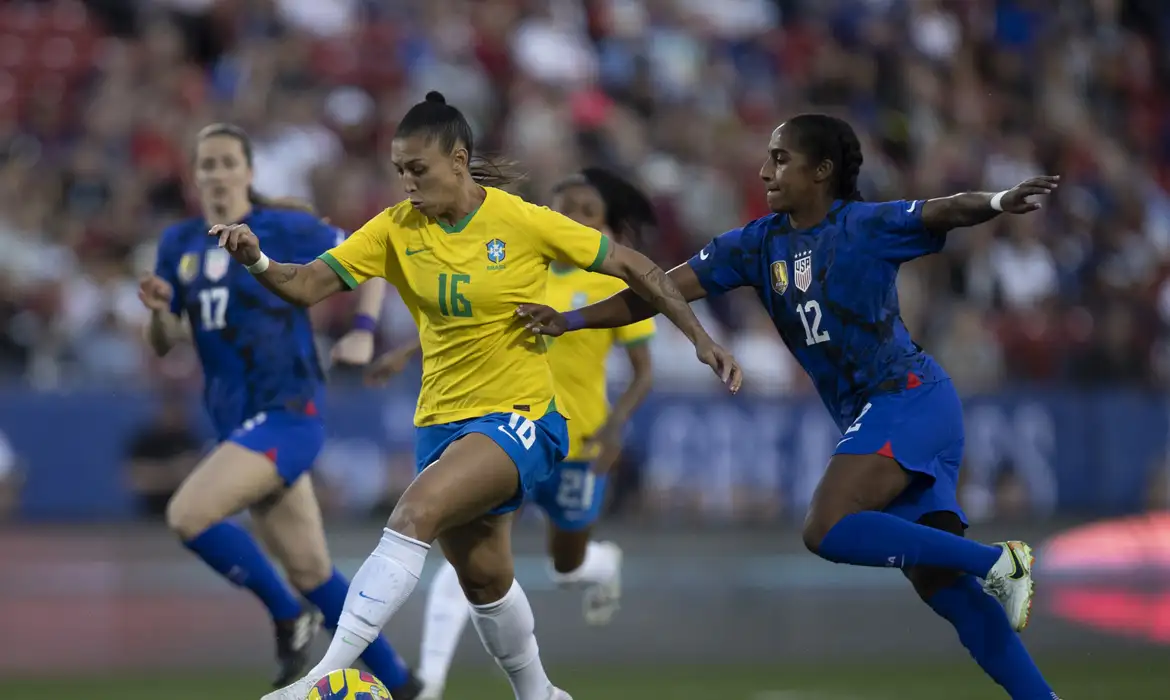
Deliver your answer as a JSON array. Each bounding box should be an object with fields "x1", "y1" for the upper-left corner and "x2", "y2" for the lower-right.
[
  {"x1": 486, "y1": 238, "x2": 506, "y2": 264},
  {"x1": 177, "y1": 252, "x2": 200, "y2": 283},
  {"x1": 770, "y1": 261, "x2": 788, "y2": 294},
  {"x1": 794, "y1": 251, "x2": 813, "y2": 293},
  {"x1": 203, "y1": 248, "x2": 231, "y2": 282}
]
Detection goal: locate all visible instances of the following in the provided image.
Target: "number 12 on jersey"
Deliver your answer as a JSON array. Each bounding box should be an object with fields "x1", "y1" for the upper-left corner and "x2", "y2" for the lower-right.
[{"x1": 796, "y1": 300, "x2": 830, "y2": 346}]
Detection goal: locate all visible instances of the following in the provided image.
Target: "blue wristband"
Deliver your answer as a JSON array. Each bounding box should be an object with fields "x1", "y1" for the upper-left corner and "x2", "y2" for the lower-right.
[
  {"x1": 352, "y1": 313, "x2": 377, "y2": 332},
  {"x1": 563, "y1": 310, "x2": 585, "y2": 332}
]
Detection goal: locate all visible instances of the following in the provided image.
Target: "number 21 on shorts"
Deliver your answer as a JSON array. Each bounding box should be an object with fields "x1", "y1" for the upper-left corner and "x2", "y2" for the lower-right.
[{"x1": 499, "y1": 412, "x2": 537, "y2": 450}]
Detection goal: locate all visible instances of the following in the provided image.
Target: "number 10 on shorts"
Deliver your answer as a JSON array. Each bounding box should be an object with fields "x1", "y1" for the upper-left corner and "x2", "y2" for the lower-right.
[{"x1": 500, "y1": 413, "x2": 537, "y2": 450}]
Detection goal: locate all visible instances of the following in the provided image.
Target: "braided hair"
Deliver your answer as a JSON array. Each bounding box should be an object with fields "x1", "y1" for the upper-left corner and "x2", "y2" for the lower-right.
[
  {"x1": 552, "y1": 167, "x2": 658, "y2": 247},
  {"x1": 784, "y1": 114, "x2": 864, "y2": 201},
  {"x1": 396, "y1": 91, "x2": 525, "y2": 188}
]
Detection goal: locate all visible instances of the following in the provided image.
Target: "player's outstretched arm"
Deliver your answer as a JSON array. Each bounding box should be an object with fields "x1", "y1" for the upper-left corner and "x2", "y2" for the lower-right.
[
  {"x1": 921, "y1": 176, "x2": 1059, "y2": 233},
  {"x1": 332, "y1": 278, "x2": 389, "y2": 365},
  {"x1": 209, "y1": 223, "x2": 346, "y2": 307}
]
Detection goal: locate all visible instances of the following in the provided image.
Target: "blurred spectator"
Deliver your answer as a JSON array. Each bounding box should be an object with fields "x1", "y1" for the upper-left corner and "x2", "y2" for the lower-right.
[
  {"x1": 0, "y1": 429, "x2": 22, "y2": 521},
  {"x1": 123, "y1": 395, "x2": 202, "y2": 518}
]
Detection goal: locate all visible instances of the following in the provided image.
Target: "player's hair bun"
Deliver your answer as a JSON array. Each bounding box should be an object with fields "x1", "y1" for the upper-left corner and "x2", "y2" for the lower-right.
[{"x1": 424, "y1": 91, "x2": 447, "y2": 105}]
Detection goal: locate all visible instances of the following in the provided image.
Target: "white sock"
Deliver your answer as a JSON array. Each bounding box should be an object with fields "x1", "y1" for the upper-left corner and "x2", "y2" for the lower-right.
[
  {"x1": 418, "y1": 561, "x2": 471, "y2": 695},
  {"x1": 309, "y1": 528, "x2": 429, "y2": 678},
  {"x1": 549, "y1": 541, "x2": 619, "y2": 588},
  {"x1": 469, "y1": 579, "x2": 555, "y2": 700}
]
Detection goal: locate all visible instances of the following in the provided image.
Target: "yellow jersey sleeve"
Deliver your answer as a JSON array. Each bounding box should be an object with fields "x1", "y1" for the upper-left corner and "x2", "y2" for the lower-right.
[
  {"x1": 614, "y1": 317, "x2": 656, "y2": 346},
  {"x1": 318, "y1": 210, "x2": 391, "y2": 289},
  {"x1": 525, "y1": 203, "x2": 610, "y2": 271}
]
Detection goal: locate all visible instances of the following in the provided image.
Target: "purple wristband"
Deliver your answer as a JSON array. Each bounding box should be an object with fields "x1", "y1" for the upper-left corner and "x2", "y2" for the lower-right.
[
  {"x1": 563, "y1": 310, "x2": 585, "y2": 331},
  {"x1": 352, "y1": 313, "x2": 377, "y2": 332}
]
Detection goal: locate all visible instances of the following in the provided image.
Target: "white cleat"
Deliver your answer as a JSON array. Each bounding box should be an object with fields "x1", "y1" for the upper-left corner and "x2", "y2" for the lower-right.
[
  {"x1": 260, "y1": 672, "x2": 324, "y2": 700},
  {"x1": 582, "y1": 541, "x2": 622, "y2": 626},
  {"x1": 982, "y1": 540, "x2": 1036, "y2": 633}
]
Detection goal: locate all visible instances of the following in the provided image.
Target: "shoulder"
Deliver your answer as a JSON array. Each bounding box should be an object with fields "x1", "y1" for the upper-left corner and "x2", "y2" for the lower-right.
[
  {"x1": 488, "y1": 187, "x2": 554, "y2": 225},
  {"x1": 840, "y1": 199, "x2": 907, "y2": 228},
  {"x1": 264, "y1": 208, "x2": 322, "y2": 229},
  {"x1": 378, "y1": 200, "x2": 424, "y2": 233},
  {"x1": 721, "y1": 213, "x2": 780, "y2": 247},
  {"x1": 158, "y1": 217, "x2": 202, "y2": 252}
]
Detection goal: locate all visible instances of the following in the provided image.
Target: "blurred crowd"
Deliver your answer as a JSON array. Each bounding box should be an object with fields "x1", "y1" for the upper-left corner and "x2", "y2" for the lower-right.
[{"x1": 0, "y1": 0, "x2": 1169, "y2": 396}]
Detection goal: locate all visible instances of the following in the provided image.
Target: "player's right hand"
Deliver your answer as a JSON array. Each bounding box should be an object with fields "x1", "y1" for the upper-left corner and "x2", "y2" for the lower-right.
[
  {"x1": 515, "y1": 304, "x2": 567, "y2": 337},
  {"x1": 209, "y1": 223, "x2": 262, "y2": 266},
  {"x1": 695, "y1": 335, "x2": 743, "y2": 394},
  {"x1": 138, "y1": 273, "x2": 174, "y2": 312}
]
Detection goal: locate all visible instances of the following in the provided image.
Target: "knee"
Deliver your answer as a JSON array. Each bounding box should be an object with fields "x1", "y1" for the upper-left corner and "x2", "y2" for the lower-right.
[
  {"x1": 457, "y1": 565, "x2": 513, "y2": 607},
  {"x1": 904, "y1": 567, "x2": 962, "y2": 603},
  {"x1": 165, "y1": 492, "x2": 213, "y2": 541},
  {"x1": 282, "y1": 552, "x2": 333, "y2": 592},
  {"x1": 801, "y1": 507, "x2": 842, "y2": 556},
  {"x1": 387, "y1": 496, "x2": 443, "y2": 544}
]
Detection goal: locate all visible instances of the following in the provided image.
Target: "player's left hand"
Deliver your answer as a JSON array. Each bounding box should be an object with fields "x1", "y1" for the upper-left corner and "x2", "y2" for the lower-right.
[
  {"x1": 694, "y1": 335, "x2": 743, "y2": 394},
  {"x1": 1000, "y1": 176, "x2": 1060, "y2": 213},
  {"x1": 209, "y1": 223, "x2": 262, "y2": 266},
  {"x1": 332, "y1": 329, "x2": 376, "y2": 365},
  {"x1": 584, "y1": 427, "x2": 623, "y2": 476},
  {"x1": 516, "y1": 304, "x2": 567, "y2": 337},
  {"x1": 363, "y1": 346, "x2": 415, "y2": 386}
]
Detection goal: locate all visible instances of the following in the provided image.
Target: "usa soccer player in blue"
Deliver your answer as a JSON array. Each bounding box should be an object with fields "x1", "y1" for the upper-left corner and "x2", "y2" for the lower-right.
[
  {"x1": 518, "y1": 114, "x2": 1063, "y2": 699},
  {"x1": 138, "y1": 123, "x2": 421, "y2": 698}
]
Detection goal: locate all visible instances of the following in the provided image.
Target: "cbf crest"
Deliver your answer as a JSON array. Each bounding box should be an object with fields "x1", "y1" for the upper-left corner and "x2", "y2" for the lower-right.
[
  {"x1": 203, "y1": 248, "x2": 231, "y2": 282},
  {"x1": 486, "y1": 238, "x2": 506, "y2": 270},
  {"x1": 770, "y1": 261, "x2": 788, "y2": 294},
  {"x1": 177, "y1": 252, "x2": 200, "y2": 283},
  {"x1": 794, "y1": 251, "x2": 813, "y2": 293}
]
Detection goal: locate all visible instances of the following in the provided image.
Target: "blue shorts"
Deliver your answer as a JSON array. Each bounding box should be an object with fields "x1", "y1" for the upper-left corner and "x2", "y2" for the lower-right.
[
  {"x1": 833, "y1": 379, "x2": 967, "y2": 526},
  {"x1": 414, "y1": 411, "x2": 569, "y2": 515},
  {"x1": 531, "y1": 461, "x2": 609, "y2": 531},
  {"x1": 228, "y1": 409, "x2": 326, "y2": 485}
]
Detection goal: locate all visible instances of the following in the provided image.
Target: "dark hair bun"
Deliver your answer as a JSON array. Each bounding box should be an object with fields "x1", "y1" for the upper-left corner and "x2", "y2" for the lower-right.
[{"x1": 424, "y1": 91, "x2": 447, "y2": 105}]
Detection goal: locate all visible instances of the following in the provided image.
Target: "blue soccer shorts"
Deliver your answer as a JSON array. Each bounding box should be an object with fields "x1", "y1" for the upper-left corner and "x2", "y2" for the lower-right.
[
  {"x1": 229, "y1": 409, "x2": 326, "y2": 485},
  {"x1": 531, "y1": 461, "x2": 609, "y2": 531},
  {"x1": 414, "y1": 411, "x2": 569, "y2": 515},
  {"x1": 833, "y1": 378, "x2": 968, "y2": 526}
]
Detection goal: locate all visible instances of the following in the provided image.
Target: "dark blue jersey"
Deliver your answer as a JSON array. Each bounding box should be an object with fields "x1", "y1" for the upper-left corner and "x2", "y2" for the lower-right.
[
  {"x1": 689, "y1": 199, "x2": 950, "y2": 431},
  {"x1": 154, "y1": 208, "x2": 343, "y2": 439}
]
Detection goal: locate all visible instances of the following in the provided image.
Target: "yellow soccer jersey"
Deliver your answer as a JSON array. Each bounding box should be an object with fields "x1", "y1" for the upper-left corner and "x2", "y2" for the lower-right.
[
  {"x1": 545, "y1": 265, "x2": 656, "y2": 461},
  {"x1": 319, "y1": 187, "x2": 608, "y2": 426}
]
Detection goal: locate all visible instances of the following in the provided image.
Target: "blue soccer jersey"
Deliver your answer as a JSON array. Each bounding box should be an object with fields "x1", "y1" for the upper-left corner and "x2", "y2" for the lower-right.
[
  {"x1": 154, "y1": 208, "x2": 343, "y2": 440},
  {"x1": 688, "y1": 199, "x2": 950, "y2": 431}
]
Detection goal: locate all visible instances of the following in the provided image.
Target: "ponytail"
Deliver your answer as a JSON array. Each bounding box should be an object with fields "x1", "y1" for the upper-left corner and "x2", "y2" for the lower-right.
[
  {"x1": 468, "y1": 155, "x2": 526, "y2": 189},
  {"x1": 247, "y1": 187, "x2": 318, "y2": 214}
]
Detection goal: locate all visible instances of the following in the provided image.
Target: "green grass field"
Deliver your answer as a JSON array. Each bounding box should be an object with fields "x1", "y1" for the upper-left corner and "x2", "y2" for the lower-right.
[{"x1": 4, "y1": 654, "x2": 1166, "y2": 699}]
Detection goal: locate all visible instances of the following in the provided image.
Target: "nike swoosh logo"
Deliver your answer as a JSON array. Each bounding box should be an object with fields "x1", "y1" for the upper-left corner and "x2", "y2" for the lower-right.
[
  {"x1": 699, "y1": 249, "x2": 710, "y2": 260},
  {"x1": 907, "y1": 201, "x2": 918, "y2": 213},
  {"x1": 405, "y1": 248, "x2": 431, "y2": 256},
  {"x1": 1007, "y1": 546, "x2": 1026, "y2": 580},
  {"x1": 835, "y1": 436, "x2": 853, "y2": 448},
  {"x1": 497, "y1": 425, "x2": 519, "y2": 444},
  {"x1": 358, "y1": 590, "x2": 387, "y2": 603}
]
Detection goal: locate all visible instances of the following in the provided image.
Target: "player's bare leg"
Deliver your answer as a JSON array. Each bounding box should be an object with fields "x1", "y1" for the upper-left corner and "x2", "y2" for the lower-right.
[
  {"x1": 442, "y1": 512, "x2": 569, "y2": 700},
  {"x1": 263, "y1": 433, "x2": 568, "y2": 700},
  {"x1": 167, "y1": 443, "x2": 321, "y2": 687},
  {"x1": 802, "y1": 453, "x2": 1034, "y2": 627},
  {"x1": 546, "y1": 526, "x2": 622, "y2": 625}
]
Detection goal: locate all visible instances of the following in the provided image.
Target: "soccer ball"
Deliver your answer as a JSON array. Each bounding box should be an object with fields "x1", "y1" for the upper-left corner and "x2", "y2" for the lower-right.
[{"x1": 306, "y1": 669, "x2": 392, "y2": 700}]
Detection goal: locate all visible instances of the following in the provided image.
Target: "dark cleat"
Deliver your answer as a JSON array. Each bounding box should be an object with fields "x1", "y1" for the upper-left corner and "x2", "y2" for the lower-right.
[
  {"x1": 389, "y1": 671, "x2": 426, "y2": 700},
  {"x1": 272, "y1": 608, "x2": 324, "y2": 688}
]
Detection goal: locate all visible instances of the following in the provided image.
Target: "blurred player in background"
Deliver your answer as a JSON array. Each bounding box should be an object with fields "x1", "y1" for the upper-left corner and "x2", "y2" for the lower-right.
[
  {"x1": 209, "y1": 91, "x2": 738, "y2": 700},
  {"x1": 363, "y1": 167, "x2": 658, "y2": 699},
  {"x1": 139, "y1": 123, "x2": 420, "y2": 697},
  {"x1": 518, "y1": 114, "x2": 1062, "y2": 699}
]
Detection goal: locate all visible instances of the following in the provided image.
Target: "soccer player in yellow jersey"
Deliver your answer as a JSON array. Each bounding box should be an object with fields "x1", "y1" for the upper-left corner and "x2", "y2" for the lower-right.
[
  {"x1": 364, "y1": 168, "x2": 658, "y2": 699},
  {"x1": 211, "y1": 92, "x2": 740, "y2": 700}
]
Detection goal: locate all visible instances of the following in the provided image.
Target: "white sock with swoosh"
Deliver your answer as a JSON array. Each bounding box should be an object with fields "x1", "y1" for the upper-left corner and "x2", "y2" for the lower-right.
[{"x1": 308, "y1": 528, "x2": 429, "y2": 678}]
